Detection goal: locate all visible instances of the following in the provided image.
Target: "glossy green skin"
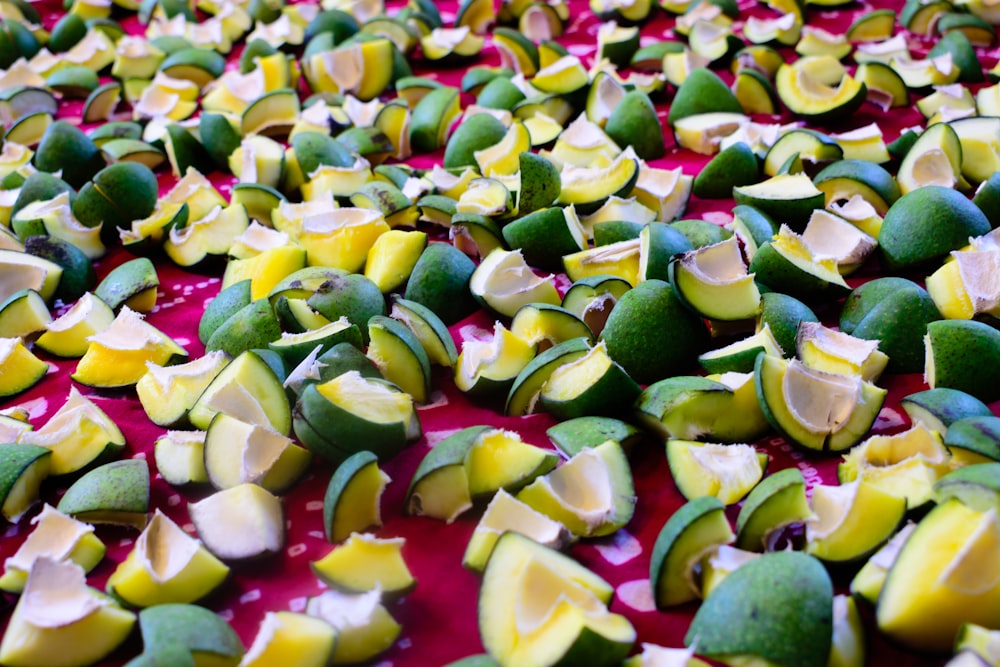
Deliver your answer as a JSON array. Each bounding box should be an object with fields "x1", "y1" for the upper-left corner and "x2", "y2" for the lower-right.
[
  {"x1": 57, "y1": 459, "x2": 150, "y2": 518},
  {"x1": 840, "y1": 277, "x2": 942, "y2": 374},
  {"x1": 686, "y1": 551, "x2": 833, "y2": 667},
  {"x1": 926, "y1": 319, "x2": 1000, "y2": 403},
  {"x1": 205, "y1": 299, "x2": 282, "y2": 358},
  {"x1": 124, "y1": 604, "x2": 245, "y2": 667},
  {"x1": 600, "y1": 279, "x2": 709, "y2": 385},
  {"x1": 403, "y1": 243, "x2": 478, "y2": 325}
]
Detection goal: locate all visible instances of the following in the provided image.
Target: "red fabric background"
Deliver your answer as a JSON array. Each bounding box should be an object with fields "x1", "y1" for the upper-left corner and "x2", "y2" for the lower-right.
[{"x1": 2, "y1": 0, "x2": 998, "y2": 664}]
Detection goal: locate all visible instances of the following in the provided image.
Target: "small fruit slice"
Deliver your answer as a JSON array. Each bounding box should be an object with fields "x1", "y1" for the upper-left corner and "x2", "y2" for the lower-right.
[
  {"x1": 666, "y1": 440, "x2": 766, "y2": 505},
  {"x1": 795, "y1": 321, "x2": 888, "y2": 382},
  {"x1": 0, "y1": 558, "x2": 135, "y2": 667},
  {"x1": 945, "y1": 417, "x2": 1000, "y2": 466},
  {"x1": 538, "y1": 340, "x2": 641, "y2": 421},
  {"x1": 0, "y1": 443, "x2": 51, "y2": 523},
  {"x1": 405, "y1": 425, "x2": 487, "y2": 523},
  {"x1": 19, "y1": 387, "x2": 126, "y2": 476},
  {"x1": 650, "y1": 495, "x2": 734, "y2": 607},
  {"x1": 130, "y1": 603, "x2": 245, "y2": 666},
  {"x1": 57, "y1": 459, "x2": 149, "y2": 530},
  {"x1": 838, "y1": 424, "x2": 952, "y2": 511},
  {"x1": 775, "y1": 56, "x2": 867, "y2": 121},
  {"x1": 516, "y1": 439, "x2": 634, "y2": 538},
  {"x1": 204, "y1": 413, "x2": 312, "y2": 494},
  {"x1": 306, "y1": 588, "x2": 401, "y2": 664},
  {"x1": 106, "y1": 509, "x2": 229, "y2": 608},
  {"x1": 0, "y1": 504, "x2": 106, "y2": 594},
  {"x1": 635, "y1": 373, "x2": 768, "y2": 444},
  {"x1": 462, "y1": 489, "x2": 573, "y2": 573},
  {"x1": 366, "y1": 315, "x2": 432, "y2": 403},
  {"x1": 734, "y1": 467, "x2": 812, "y2": 552},
  {"x1": 311, "y1": 532, "x2": 415, "y2": 596},
  {"x1": 239, "y1": 611, "x2": 336, "y2": 667},
  {"x1": 136, "y1": 351, "x2": 229, "y2": 428},
  {"x1": 0, "y1": 337, "x2": 48, "y2": 398},
  {"x1": 805, "y1": 480, "x2": 907, "y2": 563},
  {"x1": 685, "y1": 551, "x2": 833, "y2": 667},
  {"x1": 901, "y1": 387, "x2": 992, "y2": 436},
  {"x1": 755, "y1": 353, "x2": 886, "y2": 452},
  {"x1": 188, "y1": 350, "x2": 292, "y2": 436},
  {"x1": 934, "y1": 463, "x2": 1000, "y2": 512},
  {"x1": 733, "y1": 173, "x2": 825, "y2": 233},
  {"x1": 72, "y1": 306, "x2": 188, "y2": 388},
  {"x1": 878, "y1": 500, "x2": 1000, "y2": 651},
  {"x1": 154, "y1": 431, "x2": 209, "y2": 487},
  {"x1": 324, "y1": 450, "x2": 390, "y2": 544},
  {"x1": 479, "y1": 532, "x2": 635, "y2": 667},
  {"x1": 35, "y1": 292, "x2": 115, "y2": 358},
  {"x1": 669, "y1": 236, "x2": 761, "y2": 321},
  {"x1": 464, "y1": 428, "x2": 559, "y2": 502},
  {"x1": 455, "y1": 321, "x2": 537, "y2": 397},
  {"x1": 470, "y1": 247, "x2": 560, "y2": 318},
  {"x1": 189, "y1": 484, "x2": 284, "y2": 561},
  {"x1": 294, "y1": 371, "x2": 419, "y2": 465}
]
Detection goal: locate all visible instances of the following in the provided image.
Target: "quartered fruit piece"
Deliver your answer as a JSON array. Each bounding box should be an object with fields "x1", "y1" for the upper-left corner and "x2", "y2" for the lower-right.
[
  {"x1": 311, "y1": 532, "x2": 415, "y2": 596},
  {"x1": 294, "y1": 371, "x2": 419, "y2": 465},
  {"x1": 0, "y1": 337, "x2": 48, "y2": 399},
  {"x1": 516, "y1": 439, "x2": 634, "y2": 538},
  {"x1": 154, "y1": 431, "x2": 209, "y2": 487},
  {"x1": 0, "y1": 443, "x2": 51, "y2": 523},
  {"x1": 735, "y1": 467, "x2": 812, "y2": 552},
  {"x1": 19, "y1": 387, "x2": 126, "y2": 476},
  {"x1": 463, "y1": 489, "x2": 573, "y2": 573},
  {"x1": 129, "y1": 603, "x2": 245, "y2": 666},
  {"x1": 666, "y1": 440, "x2": 766, "y2": 505},
  {"x1": 479, "y1": 532, "x2": 634, "y2": 667},
  {"x1": 669, "y1": 236, "x2": 761, "y2": 322},
  {"x1": 806, "y1": 480, "x2": 907, "y2": 563},
  {"x1": 650, "y1": 495, "x2": 734, "y2": 607},
  {"x1": 306, "y1": 588, "x2": 401, "y2": 664},
  {"x1": 878, "y1": 500, "x2": 1000, "y2": 651},
  {"x1": 136, "y1": 351, "x2": 229, "y2": 428},
  {"x1": 189, "y1": 483, "x2": 285, "y2": 561},
  {"x1": 106, "y1": 509, "x2": 230, "y2": 608},
  {"x1": 838, "y1": 424, "x2": 952, "y2": 511},
  {"x1": 35, "y1": 292, "x2": 115, "y2": 358},
  {"x1": 324, "y1": 450, "x2": 390, "y2": 544},
  {"x1": 755, "y1": 353, "x2": 886, "y2": 452},
  {"x1": 239, "y1": 611, "x2": 336, "y2": 667},
  {"x1": 0, "y1": 504, "x2": 105, "y2": 594},
  {"x1": 72, "y1": 307, "x2": 188, "y2": 389},
  {"x1": 56, "y1": 459, "x2": 149, "y2": 530},
  {"x1": 204, "y1": 413, "x2": 312, "y2": 494},
  {"x1": 0, "y1": 558, "x2": 135, "y2": 667}
]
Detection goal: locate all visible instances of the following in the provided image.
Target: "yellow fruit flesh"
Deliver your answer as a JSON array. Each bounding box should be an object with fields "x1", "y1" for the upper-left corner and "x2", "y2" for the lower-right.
[
  {"x1": 106, "y1": 511, "x2": 229, "y2": 607},
  {"x1": 241, "y1": 612, "x2": 337, "y2": 667},
  {"x1": 878, "y1": 502, "x2": 1000, "y2": 651},
  {"x1": 0, "y1": 339, "x2": 48, "y2": 397},
  {"x1": 406, "y1": 464, "x2": 472, "y2": 523},
  {"x1": 316, "y1": 373, "x2": 414, "y2": 425},
  {"x1": 329, "y1": 462, "x2": 389, "y2": 544},
  {"x1": 464, "y1": 429, "x2": 554, "y2": 498},
  {"x1": 311, "y1": 533, "x2": 414, "y2": 595}
]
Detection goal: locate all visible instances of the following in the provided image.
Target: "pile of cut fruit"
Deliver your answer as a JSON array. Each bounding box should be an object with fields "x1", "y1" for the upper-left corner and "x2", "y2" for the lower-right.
[{"x1": 3, "y1": 0, "x2": 1000, "y2": 664}]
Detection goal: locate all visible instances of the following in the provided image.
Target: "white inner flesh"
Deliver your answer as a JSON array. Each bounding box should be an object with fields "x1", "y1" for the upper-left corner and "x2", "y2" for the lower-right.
[
  {"x1": 807, "y1": 482, "x2": 858, "y2": 540},
  {"x1": 782, "y1": 360, "x2": 861, "y2": 434},
  {"x1": 139, "y1": 510, "x2": 200, "y2": 583},
  {"x1": 6, "y1": 505, "x2": 94, "y2": 572},
  {"x1": 21, "y1": 558, "x2": 106, "y2": 628},
  {"x1": 306, "y1": 588, "x2": 381, "y2": 630},
  {"x1": 940, "y1": 508, "x2": 1000, "y2": 595}
]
